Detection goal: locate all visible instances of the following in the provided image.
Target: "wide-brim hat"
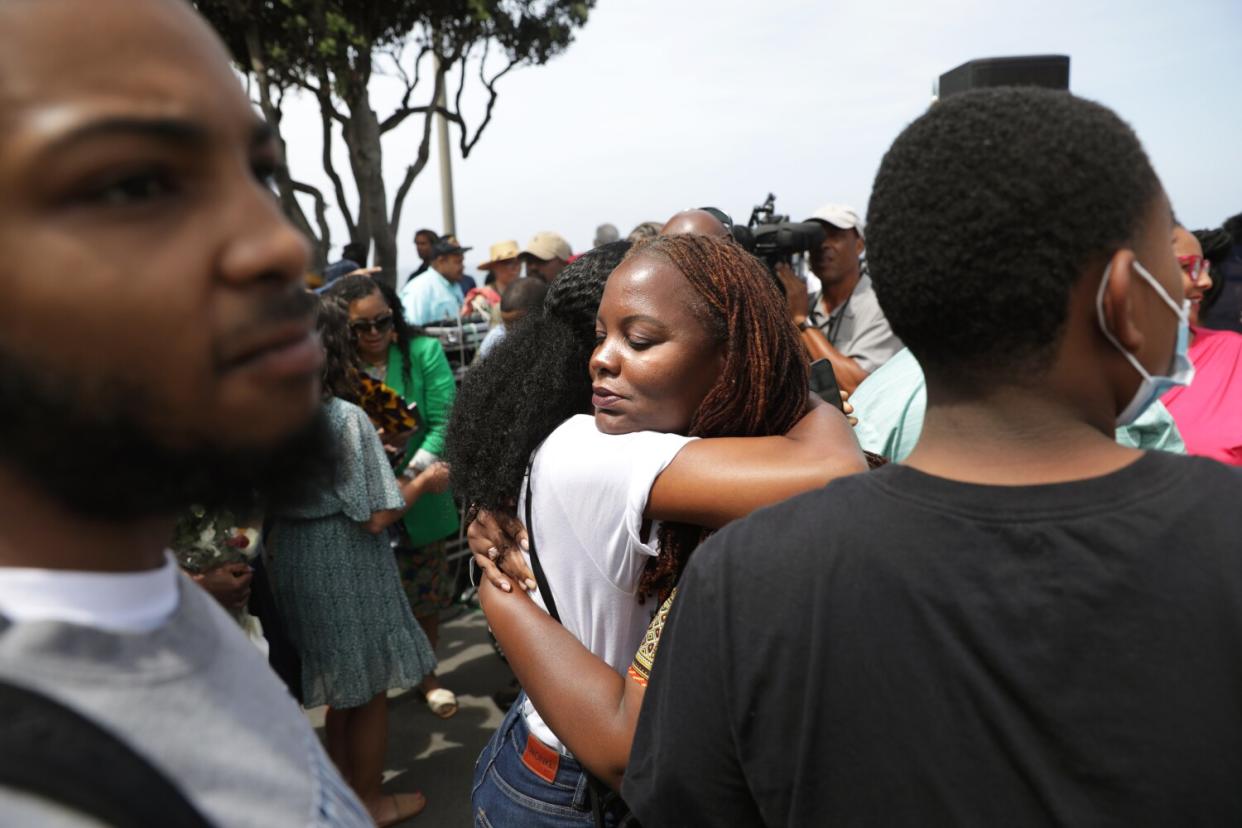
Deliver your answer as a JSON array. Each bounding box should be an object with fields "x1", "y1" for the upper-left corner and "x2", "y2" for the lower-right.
[{"x1": 479, "y1": 240, "x2": 521, "y2": 270}]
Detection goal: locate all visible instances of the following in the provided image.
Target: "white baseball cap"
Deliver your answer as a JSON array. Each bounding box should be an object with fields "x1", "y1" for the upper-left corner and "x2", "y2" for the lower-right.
[{"x1": 806, "y1": 204, "x2": 864, "y2": 239}]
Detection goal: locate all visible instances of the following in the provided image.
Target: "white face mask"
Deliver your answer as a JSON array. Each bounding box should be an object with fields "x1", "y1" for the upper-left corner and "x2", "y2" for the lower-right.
[{"x1": 1095, "y1": 258, "x2": 1195, "y2": 426}]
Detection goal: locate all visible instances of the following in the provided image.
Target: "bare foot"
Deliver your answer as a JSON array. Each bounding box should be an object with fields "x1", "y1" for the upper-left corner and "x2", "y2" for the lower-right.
[{"x1": 366, "y1": 792, "x2": 426, "y2": 827}]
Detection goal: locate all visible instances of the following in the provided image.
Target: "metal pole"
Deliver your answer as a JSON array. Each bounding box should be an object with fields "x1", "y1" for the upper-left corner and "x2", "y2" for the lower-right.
[{"x1": 435, "y1": 54, "x2": 457, "y2": 238}]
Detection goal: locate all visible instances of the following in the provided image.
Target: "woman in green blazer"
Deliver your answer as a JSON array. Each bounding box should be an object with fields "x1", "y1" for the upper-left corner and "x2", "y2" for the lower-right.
[{"x1": 331, "y1": 274, "x2": 462, "y2": 718}]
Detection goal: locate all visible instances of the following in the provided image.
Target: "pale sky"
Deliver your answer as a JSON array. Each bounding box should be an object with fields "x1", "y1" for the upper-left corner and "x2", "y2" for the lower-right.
[{"x1": 277, "y1": 0, "x2": 1242, "y2": 276}]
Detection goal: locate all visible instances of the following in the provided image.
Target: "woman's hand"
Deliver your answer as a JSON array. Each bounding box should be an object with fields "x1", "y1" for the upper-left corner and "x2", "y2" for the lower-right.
[
  {"x1": 414, "y1": 462, "x2": 451, "y2": 495},
  {"x1": 191, "y1": 562, "x2": 253, "y2": 610},
  {"x1": 468, "y1": 510, "x2": 536, "y2": 592},
  {"x1": 841, "y1": 390, "x2": 858, "y2": 427},
  {"x1": 379, "y1": 427, "x2": 413, "y2": 457}
]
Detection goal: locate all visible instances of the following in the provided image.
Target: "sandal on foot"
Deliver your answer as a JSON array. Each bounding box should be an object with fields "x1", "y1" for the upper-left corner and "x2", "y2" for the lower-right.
[
  {"x1": 425, "y1": 687, "x2": 458, "y2": 719},
  {"x1": 370, "y1": 792, "x2": 427, "y2": 828}
]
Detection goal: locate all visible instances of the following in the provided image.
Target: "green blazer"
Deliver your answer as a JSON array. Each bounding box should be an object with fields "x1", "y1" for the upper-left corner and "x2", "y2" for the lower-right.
[{"x1": 386, "y1": 337, "x2": 460, "y2": 546}]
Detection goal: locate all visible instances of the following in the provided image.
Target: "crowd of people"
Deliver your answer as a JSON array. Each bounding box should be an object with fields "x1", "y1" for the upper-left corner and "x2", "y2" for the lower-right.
[{"x1": 3, "y1": 1, "x2": 1242, "y2": 827}]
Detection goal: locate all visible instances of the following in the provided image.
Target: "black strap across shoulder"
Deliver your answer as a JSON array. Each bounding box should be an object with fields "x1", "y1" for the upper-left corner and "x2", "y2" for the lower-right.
[
  {"x1": 524, "y1": 469, "x2": 561, "y2": 625},
  {"x1": 0, "y1": 677, "x2": 214, "y2": 827},
  {"x1": 521, "y1": 469, "x2": 637, "y2": 827}
]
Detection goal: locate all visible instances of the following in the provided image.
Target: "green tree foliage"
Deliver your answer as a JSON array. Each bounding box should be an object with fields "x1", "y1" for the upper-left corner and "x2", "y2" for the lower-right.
[{"x1": 195, "y1": 0, "x2": 594, "y2": 281}]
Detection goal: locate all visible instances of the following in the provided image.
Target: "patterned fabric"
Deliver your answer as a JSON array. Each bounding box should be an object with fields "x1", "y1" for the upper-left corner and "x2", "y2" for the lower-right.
[
  {"x1": 267, "y1": 398, "x2": 437, "y2": 709},
  {"x1": 627, "y1": 589, "x2": 678, "y2": 688},
  {"x1": 356, "y1": 375, "x2": 419, "y2": 439},
  {"x1": 395, "y1": 540, "x2": 454, "y2": 618},
  {"x1": 169, "y1": 508, "x2": 257, "y2": 573}
]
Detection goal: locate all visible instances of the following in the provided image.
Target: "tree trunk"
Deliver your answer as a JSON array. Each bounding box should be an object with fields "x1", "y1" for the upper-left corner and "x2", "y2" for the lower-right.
[
  {"x1": 241, "y1": 18, "x2": 329, "y2": 272},
  {"x1": 343, "y1": 90, "x2": 397, "y2": 289}
]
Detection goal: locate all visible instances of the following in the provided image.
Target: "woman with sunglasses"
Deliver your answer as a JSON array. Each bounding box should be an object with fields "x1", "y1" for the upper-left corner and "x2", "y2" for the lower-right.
[
  {"x1": 1160, "y1": 224, "x2": 1242, "y2": 465},
  {"x1": 328, "y1": 274, "x2": 463, "y2": 718}
]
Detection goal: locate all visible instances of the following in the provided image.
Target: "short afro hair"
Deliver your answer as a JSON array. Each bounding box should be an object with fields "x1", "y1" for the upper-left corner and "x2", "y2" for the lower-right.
[{"x1": 867, "y1": 88, "x2": 1162, "y2": 384}]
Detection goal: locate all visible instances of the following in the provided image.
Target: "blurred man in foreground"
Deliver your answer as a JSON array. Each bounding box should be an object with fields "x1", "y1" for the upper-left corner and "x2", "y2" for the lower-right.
[{"x1": 0, "y1": 0, "x2": 373, "y2": 824}]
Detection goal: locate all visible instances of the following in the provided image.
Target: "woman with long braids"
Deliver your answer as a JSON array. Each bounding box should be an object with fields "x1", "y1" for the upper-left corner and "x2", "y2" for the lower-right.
[
  {"x1": 326, "y1": 274, "x2": 462, "y2": 718},
  {"x1": 449, "y1": 235, "x2": 868, "y2": 825}
]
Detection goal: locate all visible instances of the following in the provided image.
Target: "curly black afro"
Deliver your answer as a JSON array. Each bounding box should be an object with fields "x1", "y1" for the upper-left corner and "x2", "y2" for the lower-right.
[
  {"x1": 445, "y1": 242, "x2": 631, "y2": 511},
  {"x1": 867, "y1": 87, "x2": 1161, "y2": 385}
]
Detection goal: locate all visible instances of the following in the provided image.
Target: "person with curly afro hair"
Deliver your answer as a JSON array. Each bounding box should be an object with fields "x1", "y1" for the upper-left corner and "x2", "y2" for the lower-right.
[
  {"x1": 622, "y1": 88, "x2": 1242, "y2": 828},
  {"x1": 451, "y1": 235, "x2": 865, "y2": 825}
]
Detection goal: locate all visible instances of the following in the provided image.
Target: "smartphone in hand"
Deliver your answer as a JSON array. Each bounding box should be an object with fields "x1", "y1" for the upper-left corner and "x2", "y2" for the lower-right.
[{"x1": 808, "y1": 358, "x2": 845, "y2": 412}]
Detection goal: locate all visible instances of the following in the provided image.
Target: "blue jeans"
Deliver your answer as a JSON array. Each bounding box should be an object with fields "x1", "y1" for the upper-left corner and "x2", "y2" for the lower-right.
[{"x1": 471, "y1": 694, "x2": 633, "y2": 827}]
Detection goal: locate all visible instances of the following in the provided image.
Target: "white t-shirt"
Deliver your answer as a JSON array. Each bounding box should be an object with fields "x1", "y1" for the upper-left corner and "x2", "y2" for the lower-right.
[{"x1": 518, "y1": 414, "x2": 696, "y2": 752}]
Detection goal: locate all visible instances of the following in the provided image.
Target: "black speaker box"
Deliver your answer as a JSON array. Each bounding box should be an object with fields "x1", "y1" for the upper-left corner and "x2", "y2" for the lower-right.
[{"x1": 938, "y1": 55, "x2": 1070, "y2": 99}]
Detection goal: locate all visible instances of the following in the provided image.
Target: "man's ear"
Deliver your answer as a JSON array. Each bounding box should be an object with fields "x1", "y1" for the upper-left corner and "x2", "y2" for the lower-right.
[
  {"x1": 1099, "y1": 248, "x2": 1143, "y2": 356},
  {"x1": 854, "y1": 232, "x2": 866, "y2": 258}
]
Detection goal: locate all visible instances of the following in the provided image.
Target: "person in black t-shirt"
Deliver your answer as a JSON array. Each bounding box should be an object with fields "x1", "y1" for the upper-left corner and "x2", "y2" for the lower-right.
[{"x1": 623, "y1": 88, "x2": 1242, "y2": 827}]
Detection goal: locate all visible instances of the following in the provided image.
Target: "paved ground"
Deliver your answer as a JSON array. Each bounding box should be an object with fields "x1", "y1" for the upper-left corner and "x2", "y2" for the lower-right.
[{"x1": 306, "y1": 607, "x2": 515, "y2": 827}]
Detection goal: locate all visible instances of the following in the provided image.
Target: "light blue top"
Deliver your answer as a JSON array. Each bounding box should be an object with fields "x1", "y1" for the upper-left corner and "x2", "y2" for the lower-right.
[
  {"x1": 851, "y1": 348, "x2": 1187, "y2": 462},
  {"x1": 478, "y1": 323, "x2": 507, "y2": 358},
  {"x1": 399, "y1": 269, "x2": 464, "y2": 326}
]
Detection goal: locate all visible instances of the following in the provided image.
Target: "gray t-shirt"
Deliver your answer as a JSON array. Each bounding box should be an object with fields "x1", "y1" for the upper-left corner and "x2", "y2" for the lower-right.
[
  {"x1": 0, "y1": 575, "x2": 370, "y2": 828},
  {"x1": 815, "y1": 273, "x2": 903, "y2": 373}
]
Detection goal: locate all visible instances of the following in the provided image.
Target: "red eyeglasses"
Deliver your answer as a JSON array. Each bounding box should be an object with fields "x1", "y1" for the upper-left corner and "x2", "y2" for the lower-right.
[{"x1": 1178, "y1": 255, "x2": 1211, "y2": 282}]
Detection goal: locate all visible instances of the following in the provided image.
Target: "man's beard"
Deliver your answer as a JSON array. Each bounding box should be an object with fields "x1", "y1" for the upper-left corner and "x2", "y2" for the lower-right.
[{"x1": 0, "y1": 347, "x2": 337, "y2": 522}]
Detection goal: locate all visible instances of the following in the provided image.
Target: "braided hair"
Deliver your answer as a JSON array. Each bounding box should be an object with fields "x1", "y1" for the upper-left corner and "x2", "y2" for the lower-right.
[
  {"x1": 625, "y1": 235, "x2": 809, "y2": 602},
  {"x1": 448, "y1": 237, "x2": 809, "y2": 603},
  {"x1": 325, "y1": 274, "x2": 424, "y2": 390}
]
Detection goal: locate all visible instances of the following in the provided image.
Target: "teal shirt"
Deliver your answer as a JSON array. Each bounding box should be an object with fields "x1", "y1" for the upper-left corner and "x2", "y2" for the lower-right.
[
  {"x1": 386, "y1": 337, "x2": 460, "y2": 546},
  {"x1": 851, "y1": 348, "x2": 1186, "y2": 462},
  {"x1": 399, "y1": 270, "x2": 464, "y2": 326}
]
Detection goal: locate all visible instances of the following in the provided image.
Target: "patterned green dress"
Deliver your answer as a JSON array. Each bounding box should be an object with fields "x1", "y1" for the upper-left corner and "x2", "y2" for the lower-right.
[{"x1": 267, "y1": 397, "x2": 437, "y2": 709}]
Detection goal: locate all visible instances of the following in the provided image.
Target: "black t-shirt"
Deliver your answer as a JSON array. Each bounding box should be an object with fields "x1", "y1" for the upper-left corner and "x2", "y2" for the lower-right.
[{"x1": 623, "y1": 452, "x2": 1242, "y2": 827}]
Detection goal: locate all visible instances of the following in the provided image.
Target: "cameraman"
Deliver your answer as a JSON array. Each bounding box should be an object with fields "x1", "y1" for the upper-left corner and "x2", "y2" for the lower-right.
[{"x1": 779, "y1": 205, "x2": 902, "y2": 395}]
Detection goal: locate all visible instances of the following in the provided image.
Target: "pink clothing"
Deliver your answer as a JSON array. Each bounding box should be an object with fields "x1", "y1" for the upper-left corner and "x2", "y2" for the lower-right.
[{"x1": 1162, "y1": 327, "x2": 1242, "y2": 465}]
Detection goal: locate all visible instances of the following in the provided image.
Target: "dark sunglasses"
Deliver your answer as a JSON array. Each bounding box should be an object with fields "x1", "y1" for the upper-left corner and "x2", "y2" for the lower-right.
[{"x1": 349, "y1": 314, "x2": 394, "y2": 336}]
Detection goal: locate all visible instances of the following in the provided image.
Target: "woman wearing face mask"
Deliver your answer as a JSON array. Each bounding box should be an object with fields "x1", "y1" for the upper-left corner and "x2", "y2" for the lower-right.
[
  {"x1": 1159, "y1": 224, "x2": 1242, "y2": 465},
  {"x1": 448, "y1": 236, "x2": 868, "y2": 825},
  {"x1": 326, "y1": 275, "x2": 462, "y2": 718}
]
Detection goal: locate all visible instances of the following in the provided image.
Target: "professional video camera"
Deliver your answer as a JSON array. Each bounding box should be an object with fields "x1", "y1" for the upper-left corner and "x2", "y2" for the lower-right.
[{"x1": 731, "y1": 193, "x2": 825, "y2": 278}]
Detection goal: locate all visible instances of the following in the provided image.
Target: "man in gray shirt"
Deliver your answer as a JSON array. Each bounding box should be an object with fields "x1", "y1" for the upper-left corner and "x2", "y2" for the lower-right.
[
  {"x1": 795, "y1": 204, "x2": 903, "y2": 395},
  {"x1": 0, "y1": 0, "x2": 373, "y2": 825}
]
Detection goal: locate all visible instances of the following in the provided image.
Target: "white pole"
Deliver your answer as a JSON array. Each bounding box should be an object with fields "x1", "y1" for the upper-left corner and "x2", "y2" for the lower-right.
[{"x1": 435, "y1": 54, "x2": 457, "y2": 237}]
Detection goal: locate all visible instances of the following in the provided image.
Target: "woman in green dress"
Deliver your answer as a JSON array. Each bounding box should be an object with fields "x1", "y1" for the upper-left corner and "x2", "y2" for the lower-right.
[
  {"x1": 329, "y1": 274, "x2": 462, "y2": 718},
  {"x1": 267, "y1": 296, "x2": 442, "y2": 826}
]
